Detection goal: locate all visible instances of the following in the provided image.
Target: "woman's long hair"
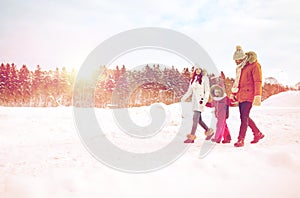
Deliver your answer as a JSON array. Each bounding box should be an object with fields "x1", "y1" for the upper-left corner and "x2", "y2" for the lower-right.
[{"x1": 190, "y1": 69, "x2": 203, "y2": 85}]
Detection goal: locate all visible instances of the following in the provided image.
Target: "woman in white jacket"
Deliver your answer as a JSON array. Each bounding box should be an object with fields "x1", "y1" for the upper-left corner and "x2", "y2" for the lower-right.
[{"x1": 181, "y1": 66, "x2": 214, "y2": 143}]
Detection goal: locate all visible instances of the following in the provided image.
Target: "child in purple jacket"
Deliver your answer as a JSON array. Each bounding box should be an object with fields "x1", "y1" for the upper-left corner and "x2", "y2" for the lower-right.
[{"x1": 206, "y1": 84, "x2": 234, "y2": 143}]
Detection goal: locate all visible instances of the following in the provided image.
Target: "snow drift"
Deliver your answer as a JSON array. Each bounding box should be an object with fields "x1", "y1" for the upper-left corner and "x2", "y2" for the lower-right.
[{"x1": 262, "y1": 91, "x2": 300, "y2": 107}]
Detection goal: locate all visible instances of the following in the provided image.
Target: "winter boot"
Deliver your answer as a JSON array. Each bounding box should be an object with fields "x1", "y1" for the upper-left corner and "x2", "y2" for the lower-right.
[
  {"x1": 205, "y1": 128, "x2": 214, "y2": 140},
  {"x1": 211, "y1": 138, "x2": 221, "y2": 143},
  {"x1": 234, "y1": 138, "x2": 244, "y2": 147},
  {"x1": 184, "y1": 134, "x2": 196, "y2": 143},
  {"x1": 251, "y1": 132, "x2": 265, "y2": 144},
  {"x1": 222, "y1": 139, "x2": 231, "y2": 144}
]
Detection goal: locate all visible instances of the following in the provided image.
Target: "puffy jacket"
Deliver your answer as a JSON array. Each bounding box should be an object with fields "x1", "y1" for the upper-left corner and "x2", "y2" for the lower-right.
[
  {"x1": 206, "y1": 96, "x2": 232, "y2": 119},
  {"x1": 181, "y1": 75, "x2": 210, "y2": 112},
  {"x1": 237, "y1": 52, "x2": 262, "y2": 103}
]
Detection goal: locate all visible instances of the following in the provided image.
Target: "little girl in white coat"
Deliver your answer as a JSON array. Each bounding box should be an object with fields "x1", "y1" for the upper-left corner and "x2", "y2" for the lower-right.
[{"x1": 181, "y1": 66, "x2": 214, "y2": 143}]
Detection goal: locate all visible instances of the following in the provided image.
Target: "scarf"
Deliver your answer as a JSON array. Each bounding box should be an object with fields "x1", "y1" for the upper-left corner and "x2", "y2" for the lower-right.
[{"x1": 231, "y1": 57, "x2": 248, "y2": 94}]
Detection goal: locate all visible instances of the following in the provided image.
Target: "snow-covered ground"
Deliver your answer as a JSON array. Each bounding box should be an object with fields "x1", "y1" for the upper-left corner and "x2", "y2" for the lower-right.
[{"x1": 1, "y1": 91, "x2": 300, "y2": 198}]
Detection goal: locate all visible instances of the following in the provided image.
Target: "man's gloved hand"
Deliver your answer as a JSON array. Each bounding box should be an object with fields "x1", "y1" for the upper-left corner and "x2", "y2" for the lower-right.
[{"x1": 253, "y1": 95, "x2": 261, "y2": 106}]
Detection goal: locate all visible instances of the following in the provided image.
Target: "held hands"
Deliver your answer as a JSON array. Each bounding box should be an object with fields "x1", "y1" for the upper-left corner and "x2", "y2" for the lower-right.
[
  {"x1": 253, "y1": 95, "x2": 262, "y2": 106},
  {"x1": 229, "y1": 93, "x2": 237, "y2": 101}
]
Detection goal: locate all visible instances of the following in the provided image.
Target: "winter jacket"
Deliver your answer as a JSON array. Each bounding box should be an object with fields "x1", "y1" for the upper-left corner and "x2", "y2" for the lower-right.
[
  {"x1": 181, "y1": 75, "x2": 210, "y2": 112},
  {"x1": 206, "y1": 96, "x2": 234, "y2": 119},
  {"x1": 236, "y1": 52, "x2": 262, "y2": 103}
]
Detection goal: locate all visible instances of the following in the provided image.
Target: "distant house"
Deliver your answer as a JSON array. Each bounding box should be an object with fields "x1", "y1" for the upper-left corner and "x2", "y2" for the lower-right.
[
  {"x1": 264, "y1": 77, "x2": 279, "y2": 85},
  {"x1": 295, "y1": 82, "x2": 300, "y2": 90}
]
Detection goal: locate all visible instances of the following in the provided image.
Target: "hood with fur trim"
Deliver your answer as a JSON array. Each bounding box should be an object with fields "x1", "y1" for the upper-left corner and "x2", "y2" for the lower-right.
[
  {"x1": 246, "y1": 51, "x2": 257, "y2": 64},
  {"x1": 210, "y1": 84, "x2": 225, "y2": 98}
]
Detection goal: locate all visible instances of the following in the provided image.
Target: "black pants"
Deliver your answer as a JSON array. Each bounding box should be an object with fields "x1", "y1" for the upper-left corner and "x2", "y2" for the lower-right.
[
  {"x1": 191, "y1": 111, "x2": 209, "y2": 135},
  {"x1": 238, "y1": 101, "x2": 260, "y2": 139}
]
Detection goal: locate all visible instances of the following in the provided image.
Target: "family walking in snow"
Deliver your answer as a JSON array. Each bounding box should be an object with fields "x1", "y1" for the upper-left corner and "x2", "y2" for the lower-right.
[{"x1": 182, "y1": 45, "x2": 265, "y2": 147}]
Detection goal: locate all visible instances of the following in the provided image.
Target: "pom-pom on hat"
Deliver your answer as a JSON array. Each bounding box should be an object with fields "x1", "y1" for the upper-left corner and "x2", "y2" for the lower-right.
[{"x1": 233, "y1": 45, "x2": 247, "y2": 60}]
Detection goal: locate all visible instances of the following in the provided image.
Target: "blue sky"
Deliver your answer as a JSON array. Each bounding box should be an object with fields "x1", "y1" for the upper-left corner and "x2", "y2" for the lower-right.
[{"x1": 0, "y1": 0, "x2": 299, "y2": 85}]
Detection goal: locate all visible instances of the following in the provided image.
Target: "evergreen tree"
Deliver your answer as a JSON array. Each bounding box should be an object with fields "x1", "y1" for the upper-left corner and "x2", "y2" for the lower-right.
[
  {"x1": 0, "y1": 63, "x2": 7, "y2": 103},
  {"x1": 19, "y1": 65, "x2": 31, "y2": 105},
  {"x1": 32, "y1": 65, "x2": 43, "y2": 106}
]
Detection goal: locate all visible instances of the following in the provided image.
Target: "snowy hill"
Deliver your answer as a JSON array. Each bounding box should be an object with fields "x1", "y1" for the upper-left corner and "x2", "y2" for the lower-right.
[
  {"x1": 0, "y1": 94, "x2": 300, "y2": 197},
  {"x1": 262, "y1": 91, "x2": 300, "y2": 107}
]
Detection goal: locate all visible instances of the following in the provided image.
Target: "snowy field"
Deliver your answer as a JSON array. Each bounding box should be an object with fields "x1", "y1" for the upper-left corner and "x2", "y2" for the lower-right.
[{"x1": 1, "y1": 91, "x2": 300, "y2": 198}]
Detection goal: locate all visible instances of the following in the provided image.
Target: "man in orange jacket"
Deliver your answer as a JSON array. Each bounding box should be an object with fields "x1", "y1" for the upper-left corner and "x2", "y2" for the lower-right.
[{"x1": 231, "y1": 46, "x2": 265, "y2": 147}]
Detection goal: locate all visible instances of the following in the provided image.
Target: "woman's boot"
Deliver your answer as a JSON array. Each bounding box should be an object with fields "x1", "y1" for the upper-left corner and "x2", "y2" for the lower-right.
[
  {"x1": 184, "y1": 134, "x2": 196, "y2": 143},
  {"x1": 205, "y1": 128, "x2": 214, "y2": 140}
]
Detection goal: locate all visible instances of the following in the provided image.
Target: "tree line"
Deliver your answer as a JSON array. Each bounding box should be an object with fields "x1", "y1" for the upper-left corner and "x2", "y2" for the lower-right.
[{"x1": 0, "y1": 63, "x2": 297, "y2": 107}]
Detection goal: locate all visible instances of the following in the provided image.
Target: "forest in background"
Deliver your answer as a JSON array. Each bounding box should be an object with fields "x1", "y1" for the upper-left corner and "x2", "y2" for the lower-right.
[{"x1": 0, "y1": 63, "x2": 298, "y2": 107}]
